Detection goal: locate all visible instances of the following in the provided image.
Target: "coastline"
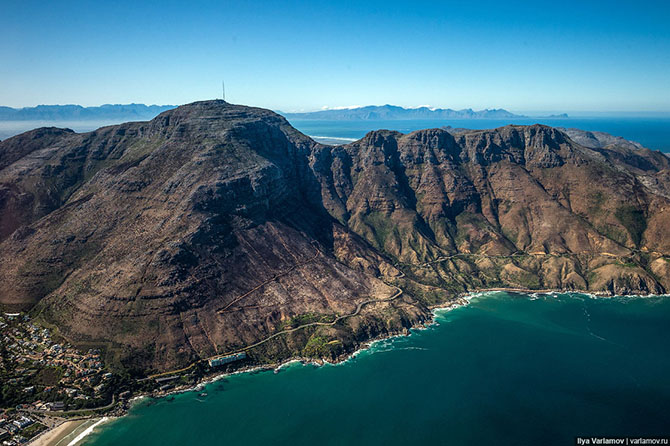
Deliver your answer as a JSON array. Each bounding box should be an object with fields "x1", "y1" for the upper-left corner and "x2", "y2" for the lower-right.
[
  {"x1": 28, "y1": 417, "x2": 112, "y2": 446},
  {"x1": 36, "y1": 287, "x2": 669, "y2": 444},
  {"x1": 462, "y1": 287, "x2": 670, "y2": 299},
  {"x1": 28, "y1": 420, "x2": 84, "y2": 446},
  {"x1": 145, "y1": 286, "x2": 668, "y2": 398},
  {"x1": 122, "y1": 288, "x2": 497, "y2": 403},
  {"x1": 65, "y1": 417, "x2": 110, "y2": 446}
]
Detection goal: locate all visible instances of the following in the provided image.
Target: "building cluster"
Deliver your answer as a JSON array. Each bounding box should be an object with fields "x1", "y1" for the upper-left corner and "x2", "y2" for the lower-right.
[
  {"x1": 1, "y1": 313, "x2": 110, "y2": 412},
  {"x1": 0, "y1": 413, "x2": 37, "y2": 445},
  {"x1": 208, "y1": 352, "x2": 247, "y2": 368}
]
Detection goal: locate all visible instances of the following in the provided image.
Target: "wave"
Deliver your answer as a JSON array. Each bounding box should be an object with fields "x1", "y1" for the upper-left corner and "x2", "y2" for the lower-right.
[
  {"x1": 66, "y1": 417, "x2": 110, "y2": 446},
  {"x1": 339, "y1": 290, "x2": 669, "y2": 364}
]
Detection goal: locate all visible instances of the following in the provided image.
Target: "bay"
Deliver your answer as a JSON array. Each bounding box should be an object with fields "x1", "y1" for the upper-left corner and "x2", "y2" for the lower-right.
[{"x1": 84, "y1": 292, "x2": 670, "y2": 446}]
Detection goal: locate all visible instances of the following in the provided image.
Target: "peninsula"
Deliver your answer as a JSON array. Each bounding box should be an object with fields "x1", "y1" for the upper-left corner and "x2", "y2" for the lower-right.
[{"x1": 0, "y1": 100, "x2": 668, "y2": 381}]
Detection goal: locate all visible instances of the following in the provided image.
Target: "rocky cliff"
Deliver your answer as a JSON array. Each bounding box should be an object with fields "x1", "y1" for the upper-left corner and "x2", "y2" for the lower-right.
[{"x1": 1, "y1": 100, "x2": 668, "y2": 373}]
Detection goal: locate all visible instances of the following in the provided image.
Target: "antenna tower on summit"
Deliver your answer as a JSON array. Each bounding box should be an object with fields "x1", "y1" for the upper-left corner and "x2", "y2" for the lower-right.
[{"x1": 222, "y1": 80, "x2": 226, "y2": 102}]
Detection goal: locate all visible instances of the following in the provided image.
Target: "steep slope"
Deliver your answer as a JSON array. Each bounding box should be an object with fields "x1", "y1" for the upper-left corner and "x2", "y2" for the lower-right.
[
  {"x1": 1, "y1": 101, "x2": 669, "y2": 373},
  {"x1": 0, "y1": 101, "x2": 417, "y2": 372},
  {"x1": 311, "y1": 125, "x2": 670, "y2": 295}
]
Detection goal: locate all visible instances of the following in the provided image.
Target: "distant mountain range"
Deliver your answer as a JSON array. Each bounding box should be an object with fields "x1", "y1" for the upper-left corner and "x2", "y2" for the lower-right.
[
  {"x1": 283, "y1": 104, "x2": 569, "y2": 120},
  {"x1": 0, "y1": 104, "x2": 176, "y2": 121},
  {"x1": 0, "y1": 103, "x2": 569, "y2": 122}
]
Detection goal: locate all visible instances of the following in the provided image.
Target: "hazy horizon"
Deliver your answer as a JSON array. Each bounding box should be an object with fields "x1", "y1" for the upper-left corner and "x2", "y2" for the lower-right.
[
  {"x1": 2, "y1": 104, "x2": 670, "y2": 153},
  {"x1": 2, "y1": 101, "x2": 670, "y2": 118}
]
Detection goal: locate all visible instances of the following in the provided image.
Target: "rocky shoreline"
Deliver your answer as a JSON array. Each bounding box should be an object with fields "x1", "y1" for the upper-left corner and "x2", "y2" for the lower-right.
[
  {"x1": 136, "y1": 286, "x2": 670, "y2": 404},
  {"x1": 25, "y1": 287, "x2": 670, "y2": 445}
]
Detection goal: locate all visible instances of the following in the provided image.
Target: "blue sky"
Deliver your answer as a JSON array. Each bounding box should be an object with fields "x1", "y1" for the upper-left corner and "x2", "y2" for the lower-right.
[{"x1": 1, "y1": 0, "x2": 669, "y2": 113}]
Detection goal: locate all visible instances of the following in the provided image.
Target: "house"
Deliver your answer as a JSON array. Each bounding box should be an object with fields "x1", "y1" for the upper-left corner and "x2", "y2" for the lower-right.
[
  {"x1": 64, "y1": 388, "x2": 78, "y2": 397},
  {"x1": 47, "y1": 401, "x2": 65, "y2": 411}
]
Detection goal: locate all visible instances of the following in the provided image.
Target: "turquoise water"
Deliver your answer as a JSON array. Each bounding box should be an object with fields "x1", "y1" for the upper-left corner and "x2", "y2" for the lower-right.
[
  {"x1": 288, "y1": 118, "x2": 670, "y2": 152},
  {"x1": 85, "y1": 292, "x2": 670, "y2": 445}
]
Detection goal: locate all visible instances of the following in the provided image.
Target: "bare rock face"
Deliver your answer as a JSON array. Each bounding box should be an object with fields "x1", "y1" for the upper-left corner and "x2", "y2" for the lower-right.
[
  {"x1": 1, "y1": 101, "x2": 669, "y2": 373},
  {"x1": 313, "y1": 123, "x2": 670, "y2": 297}
]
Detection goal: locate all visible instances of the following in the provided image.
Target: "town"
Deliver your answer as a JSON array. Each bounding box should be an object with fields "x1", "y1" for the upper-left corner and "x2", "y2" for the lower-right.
[
  {"x1": 1, "y1": 312, "x2": 252, "y2": 445},
  {"x1": 0, "y1": 312, "x2": 114, "y2": 444}
]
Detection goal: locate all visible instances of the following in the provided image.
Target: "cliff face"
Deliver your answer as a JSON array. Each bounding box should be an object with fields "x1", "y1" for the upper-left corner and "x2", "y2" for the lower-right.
[
  {"x1": 313, "y1": 124, "x2": 670, "y2": 296},
  {"x1": 0, "y1": 101, "x2": 417, "y2": 372},
  {"x1": 1, "y1": 100, "x2": 669, "y2": 372}
]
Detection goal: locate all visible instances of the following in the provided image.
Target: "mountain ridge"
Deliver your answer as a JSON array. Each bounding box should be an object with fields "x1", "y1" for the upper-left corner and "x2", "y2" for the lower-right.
[
  {"x1": 282, "y1": 104, "x2": 529, "y2": 120},
  {"x1": 1, "y1": 100, "x2": 668, "y2": 373},
  {"x1": 0, "y1": 103, "x2": 564, "y2": 122},
  {"x1": 0, "y1": 103, "x2": 176, "y2": 121}
]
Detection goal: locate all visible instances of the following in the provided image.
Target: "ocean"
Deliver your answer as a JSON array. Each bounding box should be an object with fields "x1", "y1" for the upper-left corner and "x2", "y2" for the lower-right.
[
  {"x1": 287, "y1": 117, "x2": 670, "y2": 152},
  {"x1": 84, "y1": 292, "x2": 670, "y2": 446},
  {"x1": 1, "y1": 117, "x2": 669, "y2": 152}
]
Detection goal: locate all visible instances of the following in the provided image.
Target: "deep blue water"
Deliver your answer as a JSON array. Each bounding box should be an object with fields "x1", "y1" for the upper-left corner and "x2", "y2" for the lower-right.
[
  {"x1": 85, "y1": 292, "x2": 670, "y2": 446},
  {"x1": 288, "y1": 118, "x2": 670, "y2": 152},
  {"x1": 1, "y1": 117, "x2": 669, "y2": 152}
]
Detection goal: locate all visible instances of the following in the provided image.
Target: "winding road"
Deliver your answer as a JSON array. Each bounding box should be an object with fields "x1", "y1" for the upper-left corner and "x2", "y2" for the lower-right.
[{"x1": 149, "y1": 284, "x2": 403, "y2": 379}]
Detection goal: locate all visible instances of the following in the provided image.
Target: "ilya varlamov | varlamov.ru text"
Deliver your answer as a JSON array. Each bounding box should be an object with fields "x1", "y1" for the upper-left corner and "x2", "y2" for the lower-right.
[{"x1": 576, "y1": 438, "x2": 669, "y2": 445}]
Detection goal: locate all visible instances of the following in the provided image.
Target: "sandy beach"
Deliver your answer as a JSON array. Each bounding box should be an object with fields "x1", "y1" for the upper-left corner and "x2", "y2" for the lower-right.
[{"x1": 28, "y1": 418, "x2": 106, "y2": 446}]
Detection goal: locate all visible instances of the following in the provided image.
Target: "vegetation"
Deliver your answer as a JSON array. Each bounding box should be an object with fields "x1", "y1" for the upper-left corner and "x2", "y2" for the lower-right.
[
  {"x1": 615, "y1": 205, "x2": 647, "y2": 247},
  {"x1": 302, "y1": 336, "x2": 332, "y2": 358},
  {"x1": 363, "y1": 211, "x2": 399, "y2": 250},
  {"x1": 596, "y1": 223, "x2": 628, "y2": 246},
  {"x1": 20, "y1": 422, "x2": 47, "y2": 438},
  {"x1": 278, "y1": 313, "x2": 335, "y2": 331},
  {"x1": 587, "y1": 191, "x2": 606, "y2": 215},
  {"x1": 34, "y1": 366, "x2": 63, "y2": 386}
]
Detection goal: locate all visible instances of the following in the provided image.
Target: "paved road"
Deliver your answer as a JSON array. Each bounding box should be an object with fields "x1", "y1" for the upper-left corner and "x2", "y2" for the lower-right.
[
  {"x1": 26, "y1": 395, "x2": 116, "y2": 416},
  {"x1": 150, "y1": 285, "x2": 403, "y2": 379},
  {"x1": 222, "y1": 285, "x2": 404, "y2": 354}
]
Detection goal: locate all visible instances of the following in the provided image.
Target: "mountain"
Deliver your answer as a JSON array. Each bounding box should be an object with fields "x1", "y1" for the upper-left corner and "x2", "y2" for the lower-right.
[
  {"x1": 0, "y1": 104, "x2": 176, "y2": 121},
  {"x1": 1, "y1": 100, "x2": 669, "y2": 374},
  {"x1": 283, "y1": 104, "x2": 526, "y2": 120},
  {"x1": 558, "y1": 127, "x2": 645, "y2": 150}
]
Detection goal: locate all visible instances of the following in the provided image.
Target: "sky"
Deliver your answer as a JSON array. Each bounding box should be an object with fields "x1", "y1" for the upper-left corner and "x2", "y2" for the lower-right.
[{"x1": 1, "y1": 0, "x2": 669, "y2": 113}]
